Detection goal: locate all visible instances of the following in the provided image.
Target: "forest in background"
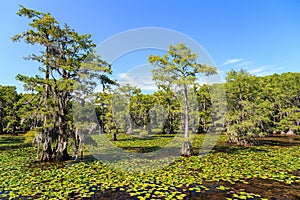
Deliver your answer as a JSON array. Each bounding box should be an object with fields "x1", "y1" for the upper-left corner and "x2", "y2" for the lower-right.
[{"x1": 1, "y1": 70, "x2": 299, "y2": 140}]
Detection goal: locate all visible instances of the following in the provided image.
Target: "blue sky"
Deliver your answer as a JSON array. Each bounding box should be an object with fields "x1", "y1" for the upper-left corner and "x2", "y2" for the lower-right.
[{"x1": 0, "y1": 0, "x2": 299, "y2": 92}]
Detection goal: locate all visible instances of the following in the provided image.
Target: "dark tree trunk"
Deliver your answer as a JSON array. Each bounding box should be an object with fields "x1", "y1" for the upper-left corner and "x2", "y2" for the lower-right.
[
  {"x1": 197, "y1": 124, "x2": 204, "y2": 134},
  {"x1": 41, "y1": 137, "x2": 53, "y2": 162},
  {"x1": 61, "y1": 147, "x2": 70, "y2": 160},
  {"x1": 56, "y1": 139, "x2": 70, "y2": 161},
  {"x1": 166, "y1": 124, "x2": 174, "y2": 134},
  {"x1": 100, "y1": 121, "x2": 105, "y2": 134},
  {"x1": 166, "y1": 102, "x2": 175, "y2": 134},
  {"x1": 111, "y1": 132, "x2": 117, "y2": 141}
]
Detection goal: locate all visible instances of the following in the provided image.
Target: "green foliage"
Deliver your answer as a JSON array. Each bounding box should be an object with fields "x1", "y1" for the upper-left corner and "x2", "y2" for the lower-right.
[
  {"x1": 153, "y1": 89, "x2": 181, "y2": 134},
  {"x1": 23, "y1": 130, "x2": 36, "y2": 144},
  {"x1": 0, "y1": 85, "x2": 19, "y2": 134},
  {"x1": 13, "y1": 93, "x2": 39, "y2": 131},
  {"x1": 112, "y1": 84, "x2": 141, "y2": 134},
  {"x1": 149, "y1": 43, "x2": 216, "y2": 88},
  {"x1": 129, "y1": 93, "x2": 155, "y2": 131},
  {"x1": 193, "y1": 84, "x2": 213, "y2": 133},
  {"x1": 12, "y1": 5, "x2": 114, "y2": 161},
  {"x1": 225, "y1": 70, "x2": 300, "y2": 144},
  {"x1": 149, "y1": 43, "x2": 217, "y2": 156},
  {"x1": 0, "y1": 134, "x2": 299, "y2": 199}
]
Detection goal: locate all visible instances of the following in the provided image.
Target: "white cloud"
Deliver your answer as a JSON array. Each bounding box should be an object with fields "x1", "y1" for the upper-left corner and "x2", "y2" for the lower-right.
[
  {"x1": 118, "y1": 73, "x2": 135, "y2": 85},
  {"x1": 140, "y1": 85, "x2": 158, "y2": 91},
  {"x1": 248, "y1": 65, "x2": 270, "y2": 74},
  {"x1": 222, "y1": 58, "x2": 244, "y2": 66},
  {"x1": 220, "y1": 59, "x2": 252, "y2": 75},
  {"x1": 116, "y1": 64, "x2": 158, "y2": 92},
  {"x1": 221, "y1": 57, "x2": 284, "y2": 77},
  {"x1": 249, "y1": 65, "x2": 284, "y2": 76},
  {"x1": 118, "y1": 73, "x2": 128, "y2": 79}
]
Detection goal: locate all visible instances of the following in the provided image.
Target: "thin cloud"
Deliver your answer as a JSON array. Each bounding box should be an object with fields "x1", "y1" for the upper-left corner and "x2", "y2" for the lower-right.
[
  {"x1": 223, "y1": 58, "x2": 244, "y2": 66},
  {"x1": 250, "y1": 65, "x2": 284, "y2": 77},
  {"x1": 116, "y1": 65, "x2": 158, "y2": 92},
  {"x1": 248, "y1": 65, "x2": 270, "y2": 74}
]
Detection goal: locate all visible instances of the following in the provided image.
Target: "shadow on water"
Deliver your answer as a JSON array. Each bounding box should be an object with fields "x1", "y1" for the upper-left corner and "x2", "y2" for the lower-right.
[
  {"x1": 0, "y1": 143, "x2": 31, "y2": 151},
  {"x1": 224, "y1": 178, "x2": 300, "y2": 200},
  {"x1": 194, "y1": 144, "x2": 268, "y2": 155},
  {"x1": 0, "y1": 135, "x2": 31, "y2": 151},
  {"x1": 118, "y1": 146, "x2": 161, "y2": 153},
  {"x1": 151, "y1": 134, "x2": 176, "y2": 138},
  {"x1": 83, "y1": 188, "x2": 137, "y2": 200},
  {"x1": 2, "y1": 177, "x2": 299, "y2": 200},
  {"x1": 84, "y1": 177, "x2": 300, "y2": 200},
  {"x1": 198, "y1": 135, "x2": 300, "y2": 155},
  {"x1": 0, "y1": 136, "x2": 24, "y2": 144},
  {"x1": 114, "y1": 136, "x2": 156, "y2": 142},
  {"x1": 254, "y1": 135, "x2": 300, "y2": 147},
  {"x1": 211, "y1": 145, "x2": 268, "y2": 154},
  {"x1": 81, "y1": 146, "x2": 181, "y2": 165},
  {"x1": 183, "y1": 178, "x2": 300, "y2": 200}
]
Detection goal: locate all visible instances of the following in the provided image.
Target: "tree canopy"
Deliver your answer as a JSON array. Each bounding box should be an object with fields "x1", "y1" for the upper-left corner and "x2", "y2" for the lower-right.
[
  {"x1": 12, "y1": 5, "x2": 113, "y2": 161},
  {"x1": 149, "y1": 43, "x2": 217, "y2": 156}
]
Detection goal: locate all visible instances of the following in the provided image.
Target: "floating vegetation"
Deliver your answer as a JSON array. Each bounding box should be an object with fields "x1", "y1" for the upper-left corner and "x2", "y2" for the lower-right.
[{"x1": 0, "y1": 134, "x2": 299, "y2": 199}]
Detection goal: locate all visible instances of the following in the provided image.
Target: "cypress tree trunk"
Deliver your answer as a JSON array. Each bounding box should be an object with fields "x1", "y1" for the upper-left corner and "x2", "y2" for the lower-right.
[
  {"x1": 182, "y1": 86, "x2": 193, "y2": 156},
  {"x1": 126, "y1": 114, "x2": 133, "y2": 134},
  {"x1": 41, "y1": 136, "x2": 53, "y2": 162},
  {"x1": 182, "y1": 140, "x2": 193, "y2": 157},
  {"x1": 56, "y1": 135, "x2": 70, "y2": 161},
  {"x1": 166, "y1": 123, "x2": 174, "y2": 134}
]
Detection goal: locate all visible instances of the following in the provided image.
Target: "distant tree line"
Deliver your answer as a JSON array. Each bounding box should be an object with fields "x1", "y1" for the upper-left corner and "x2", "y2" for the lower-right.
[
  {"x1": 1, "y1": 71, "x2": 299, "y2": 140},
  {"x1": 80, "y1": 70, "x2": 300, "y2": 147},
  {"x1": 225, "y1": 70, "x2": 300, "y2": 145}
]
